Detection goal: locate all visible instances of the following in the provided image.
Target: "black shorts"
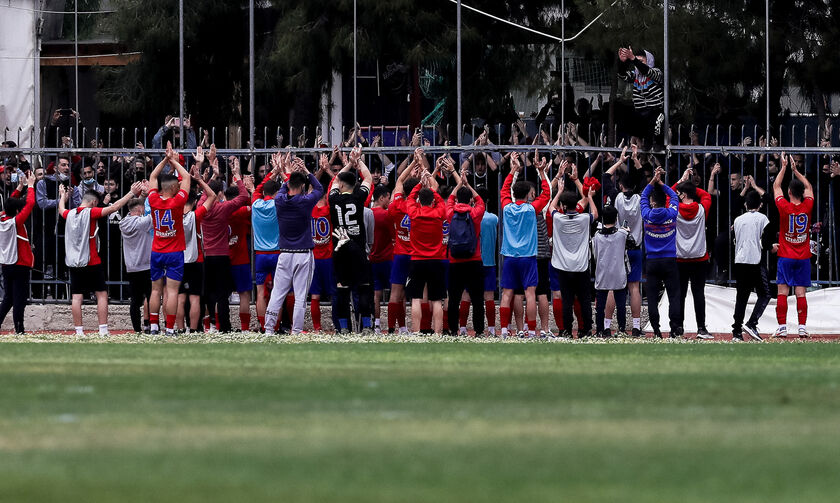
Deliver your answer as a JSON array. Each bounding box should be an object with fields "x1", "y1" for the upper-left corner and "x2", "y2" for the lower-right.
[
  {"x1": 69, "y1": 264, "x2": 106, "y2": 295},
  {"x1": 515, "y1": 257, "x2": 550, "y2": 296},
  {"x1": 333, "y1": 242, "x2": 370, "y2": 288},
  {"x1": 126, "y1": 269, "x2": 151, "y2": 300},
  {"x1": 179, "y1": 262, "x2": 204, "y2": 296},
  {"x1": 406, "y1": 259, "x2": 446, "y2": 301}
]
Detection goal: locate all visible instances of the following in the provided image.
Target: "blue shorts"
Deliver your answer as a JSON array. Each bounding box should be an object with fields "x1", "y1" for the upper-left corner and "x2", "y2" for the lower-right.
[
  {"x1": 627, "y1": 248, "x2": 643, "y2": 283},
  {"x1": 254, "y1": 253, "x2": 280, "y2": 286},
  {"x1": 549, "y1": 265, "x2": 561, "y2": 292},
  {"x1": 372, "y1": 260, "x2": 393, "y2": 291},
  {"x1": 309, "y1": 258, "x2": 335, "y2": 296},
  {"x1": 150, "y1": 251, "x2": 184, "y2": 282},
  {"x1": 500, "y1": 256, "x2": 538, "y2": 291},
  {"x1": 389, "y1": 254, "x2": 411, "y2": 286},
  {"x1": 231, "y1": 263, "x2": 252, "y2": 293},
  {"x1": 483, "y1": 265, "x2": 497, "y2": 292},
  {"x1": 777, "y1": 257, "x2": 811, "y2": 288}
]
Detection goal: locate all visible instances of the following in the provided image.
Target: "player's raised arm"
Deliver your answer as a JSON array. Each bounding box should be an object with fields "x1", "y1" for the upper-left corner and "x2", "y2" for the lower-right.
[
  {"x1": 773, "y1": 151, "x2": 788, "y2": 200},
  {"x1": 789, "y1": 154, "x2": 814, "y2": 199}
]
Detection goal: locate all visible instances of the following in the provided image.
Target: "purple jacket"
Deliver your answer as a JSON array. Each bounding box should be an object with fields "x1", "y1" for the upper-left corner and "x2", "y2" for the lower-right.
[{"x1": 275, "y1": 173, "x2": 324, "y2": 250}]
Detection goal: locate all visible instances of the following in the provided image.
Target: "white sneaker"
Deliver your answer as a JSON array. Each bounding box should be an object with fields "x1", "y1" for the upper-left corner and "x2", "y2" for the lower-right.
[
  {"x1": 772, "y1": 326, "x2": 787, "y2": 338},
  {"x1": 798, "y1": 327, "x2": 810, "y2": 338}
]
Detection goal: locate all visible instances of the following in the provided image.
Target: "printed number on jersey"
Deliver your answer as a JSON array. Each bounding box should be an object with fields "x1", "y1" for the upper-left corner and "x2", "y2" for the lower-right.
[
  {"x1": 154, "y1": 209, "x2": 175, "y2": 231},
  {"x1": 334, "y1": 204, "x2": 358, "y2": 231},
  {"x1": 788, "y1": 214, "x2": 808, "y2": 234}
]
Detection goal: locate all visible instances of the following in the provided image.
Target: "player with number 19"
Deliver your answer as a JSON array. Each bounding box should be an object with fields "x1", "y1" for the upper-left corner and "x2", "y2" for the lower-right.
[{"x1": 772, "y1": 153, "x2": 815, "y2": 339}]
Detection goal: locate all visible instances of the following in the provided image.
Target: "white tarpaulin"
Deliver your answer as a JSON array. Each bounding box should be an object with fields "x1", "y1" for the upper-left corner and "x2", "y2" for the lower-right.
[
  {"x1": 0, "y1": 1, "x2": 37, "y2": 147},
  {"x1": 645, "y1": 284, "x2": 840, "y2": 334}
]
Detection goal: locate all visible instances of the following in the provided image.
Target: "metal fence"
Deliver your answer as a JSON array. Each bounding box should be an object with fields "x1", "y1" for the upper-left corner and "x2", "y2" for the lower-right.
[{"x1": 1, "y1": 120, "x2": 839, "y2": 303}]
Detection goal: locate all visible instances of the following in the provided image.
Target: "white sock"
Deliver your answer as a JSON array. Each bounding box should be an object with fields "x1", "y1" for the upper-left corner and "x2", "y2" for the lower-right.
[
  {"x1": 633, "y1": 318, "x2": 641, "y2": 329},
  {"x1": 501, "y1": 327, "x2": 509, "y2": 336},
  {"x1": 374, "y1": 319, "x2": 381, "y2": 327},
  {"x1": 75, "y1": 326, "x2": 84, "y2": 335},
  {"x1": 528, "y1": 330, "x2": 536, "y2": 337},
  {"x1": 151, "y1": 323, "x2": 159, "y2": 332},
  {"x1": 265, "y1": 329, "x2": 275, "y2": 335},
  {"x1": 489, "y1": 327, "x2": 496, "y2": 335},
  {"x1": 604, "y1": 319, "x2": 612, "y2": 329},
  {"x1": 778, "y1": 324, "x2": 787, "y2": 331},
  {"x1": 400, "y1": 326, "x2": 408, "y2": 333},
  {"x1": 166, "y1": 327, "x2": 175, "y2": 334},
  {"x1": 459, "y1": 326, "x2": 467, "y2": 334},
  {"x1": 98, "y1": 324, "x2": 109, "y2": 335}
]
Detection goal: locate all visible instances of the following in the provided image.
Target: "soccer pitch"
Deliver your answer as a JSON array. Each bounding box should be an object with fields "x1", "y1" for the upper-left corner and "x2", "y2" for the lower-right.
[{"x1": 1, "y1": 339, "x2": 839, "y2": 502}]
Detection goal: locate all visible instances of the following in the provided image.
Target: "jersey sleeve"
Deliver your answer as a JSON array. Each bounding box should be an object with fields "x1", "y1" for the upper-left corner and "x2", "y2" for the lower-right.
[{"x1": 90, "y1": 207, "x2": 104, "y2": 219}]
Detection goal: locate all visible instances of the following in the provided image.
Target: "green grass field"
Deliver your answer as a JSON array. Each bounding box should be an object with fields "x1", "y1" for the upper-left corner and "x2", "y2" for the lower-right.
[{"x1": 1, "y1": 339, "x2": 839, "y2": 502}]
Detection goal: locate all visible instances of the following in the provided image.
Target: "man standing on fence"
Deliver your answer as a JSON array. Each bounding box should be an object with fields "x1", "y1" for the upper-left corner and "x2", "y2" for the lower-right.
[{"x1": 618, "y1": 46, "x2": 664, "y2": 150}]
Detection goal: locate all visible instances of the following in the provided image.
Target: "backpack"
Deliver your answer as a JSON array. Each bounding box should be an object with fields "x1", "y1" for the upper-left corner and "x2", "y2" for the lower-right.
[
  {"x1": 0, "y1": 218, "x2": 23, "y2": 265},
  {"x1": 448, "y1": 210, "x2": 477, "y2": 259}
]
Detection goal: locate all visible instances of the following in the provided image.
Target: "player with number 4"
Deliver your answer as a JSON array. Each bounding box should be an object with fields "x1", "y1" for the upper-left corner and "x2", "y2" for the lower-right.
[
  {"x1": 772, "y1": 152, "x2": 815, "y2": 338},
  {"x1": 147, "y1": 141, "x2": 192, "y2": 335}
]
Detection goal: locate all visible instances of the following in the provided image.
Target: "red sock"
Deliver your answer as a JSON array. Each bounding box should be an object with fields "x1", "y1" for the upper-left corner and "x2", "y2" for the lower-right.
[
  {"x1": 485, "y1": 300, "x2": 495, "y2": 329},
  {"x1": 573, "y1": 299, "x2": 583, "y2": 328},
  {"x1": 552, "y1": 298, "x2": 564, "y2": 331},
  {"x1": 526, "y1": 319, "x2": 536, "y2": 332},
  {"x1": 311, "y1": 299, "x2": 322, "y2": 331},
  {"x1": 420, "y1": 302, "x2": 432, "y2": 331},
  {"x1": 240, "y1": 312, "x2": 251, "y2": 331},
  {"x1": 797, "y1": 296, "x2": 808, "y2": 326},
  {"x1": 165, "y1": 314, "x2": 176, "y2": 330},
  {"x1": 459, "y1": 301, "x2": 470, "y2": 328},
  {"x1": 257, "y1": 315, "x2": 265, "y2": 331},
  {"x1": 387, "y1": 302, "x2": 399, "y2": 330},
  {"x1": 499, "y1": 307, "x2": 512, "y2": 331},
  {"x1": 203, "y1": 316, "x2": 211, "y2": 331},
  {"x1": 776, "y1": 295, "x2": 788, "y2": 325},
  {"x1": 150, "y1": 313, "x2": 159, "y2": 325}
]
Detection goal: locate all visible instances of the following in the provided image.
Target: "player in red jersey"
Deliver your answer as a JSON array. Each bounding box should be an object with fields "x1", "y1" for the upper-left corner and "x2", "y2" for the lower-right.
[
  {"x1": 176, "y1": 172, "x2": 216, "y2": 333},
  {"x1": 228, "y1": 177, "x2": 254, "y2": 331},
  {"x1": 310, "y1": 174, "x2": 335, "y2": 332},
  {"x1": 387, "y1": 157, "x2": 422, "y2": 333},
  {"x1": 147, "y1": 142, "x2": 192, "y2": 334},
  {"x1": 370, "y1": 184, "x2": 395, "y2": 332},
  {"x1": 772, "y1": 152, "x2": 814, "y2": 338},
  {"x1": 405, "y1": 170, "x2": 448, "y2": 333}
]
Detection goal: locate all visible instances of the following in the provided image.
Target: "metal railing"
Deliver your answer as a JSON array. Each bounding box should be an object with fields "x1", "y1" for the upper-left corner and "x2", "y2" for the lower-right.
[{"x1": 1, "y1": 120, "x2": 839, "y2": 303}]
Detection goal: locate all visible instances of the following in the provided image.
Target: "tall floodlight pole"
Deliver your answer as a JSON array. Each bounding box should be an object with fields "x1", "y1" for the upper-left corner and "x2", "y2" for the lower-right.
[
  {"x1": 249, "y1": 0, "x2": 255, "y2": 150},
  {"x1": 765, "y1": 0, "x2": 770, "y2": 138},
  {"x1": 663, "y1": 0, "x2": 669, "y2": 167},
  {"x1": 561, "y1": 0, "x2": 565, "y2": 132},
  {"x1": 354, "y1": 0, "x2": 358, "y2": 130},
  {"x1": 179, "y1": 0, "x2": 185, "y2": 142},
  {"x1": 74, "y1": 0, "x2": 79, "y2": 145},
  {"x1": 457, "y1": 0, "x2": 462, "y2": 145}
]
